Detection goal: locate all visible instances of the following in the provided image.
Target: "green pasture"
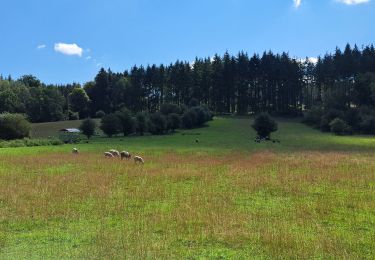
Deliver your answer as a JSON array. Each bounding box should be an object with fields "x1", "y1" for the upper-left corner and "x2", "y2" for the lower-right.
[{"x1": 0, "y1": 117, "x2": 374, "y2": 259}]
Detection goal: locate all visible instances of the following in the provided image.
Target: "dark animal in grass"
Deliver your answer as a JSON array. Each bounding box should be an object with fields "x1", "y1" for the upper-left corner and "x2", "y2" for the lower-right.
[{"x1": 195, "y1": 139, "x2": 199, "y2": 143}]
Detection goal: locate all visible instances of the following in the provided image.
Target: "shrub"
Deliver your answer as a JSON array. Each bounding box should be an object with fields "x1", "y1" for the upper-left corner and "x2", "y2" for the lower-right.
[
  {"x1": 201, "y1": 105, "x2": 214, "y2": 121},
  {"x1": 181, "y1": 109, "x2": 198, "y2": 129},
  {"x1": 115, "y1": 108, "x2": 135, "y2": 136},
  {"x1": 167, "y1": 113, "x2": 181, "y2": 132},
  {"x1": 320, "y1": 117, "x2": 332, "y2": 132},
  {"x1": 251, "y1": 113, "x2": 278, "y2": 139},
  {"x1": 149, "y1": 112, "x2": 167, "y2": 135},
  {"x1": 135, "y1": 111, "x2": 149, "y2": 135},
  {"x1": 344, "y1": 108, "x2": 361, "y2": 131},
  {"x1": 0, "y1": 113, "x2": 31, "y2": 140},
  {"x1": 100, "y1": 113, "x2": 121, "y2": 137},
  {"x1": 359, "y1": 105, "x2": 375, "y2": 118},
  {"x1": 303, "y1": 107, "x2": 323, "y2": 127},
  {"x1": 360, "y1": 115, "x2": 375, "y2": 134},
  {"x1": 160, "y1": 103, "x2": 181, "y2": 115},
  {"x1": 95, "y1": 110, "x2": 106, "y2": 118},
  {"x1": 320, "y1": 109, "x2": 344, "y2": 132},
  {"x1": 79, "y1": 118, "x2": 97, "y2": 139},
  {"x1": 67, "y1": 110, "x2": 79, "y2": 120},
  {"x1": 329, "y1": 118, "x2": 349, "y2": 135},
  {"x1": 191, "y1": 106, "x2": 209, "y2": 126}
]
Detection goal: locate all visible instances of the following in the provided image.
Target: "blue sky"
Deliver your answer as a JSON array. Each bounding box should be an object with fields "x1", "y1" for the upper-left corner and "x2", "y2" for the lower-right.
[{"x1": 0, "y1": 0, "x2": 374, "y2": 84}]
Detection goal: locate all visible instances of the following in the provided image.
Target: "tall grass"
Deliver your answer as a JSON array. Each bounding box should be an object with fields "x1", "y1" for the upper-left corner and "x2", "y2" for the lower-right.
[{"x1": 0, "y1": 117, "x2": 374, "y2": 258}]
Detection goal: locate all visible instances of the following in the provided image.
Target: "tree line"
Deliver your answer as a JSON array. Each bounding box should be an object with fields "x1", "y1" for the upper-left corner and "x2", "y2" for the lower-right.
[
  {"x1": 1, "y1": 43, "x2": 375, "y2": 132},
  {"x1": 302, "y1": 44, "x2": 375, "y2": 134}
]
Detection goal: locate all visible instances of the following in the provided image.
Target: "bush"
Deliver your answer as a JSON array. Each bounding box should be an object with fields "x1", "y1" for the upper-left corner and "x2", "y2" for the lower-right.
[
  {"x1": 79, "y1": 118, "x2": 97, "y2": 139},
  {"x1": 329, "y1": 118, "x2": 349, "y2": 135},
  {"x1": 95, "y1": 110, "x2": 106, "y2": 118},
  {"x1": 135, "y1": 111, "x2": 149, "y2": 135},
  {"x1": 167, "y1": 113, "x2": 181, "y2": 132},
  {"x1": 359, "y1": 105, "x2": 375, "y2": 117},
  {"x1": 201, "y1": 105, "x2": 214, "y2": 121},
  {"x1": 251, "y1": 113, "x2": 278, "y2": 139},
  {"x1": 344, "y1": 108, "x2": 361, "y2": 131},
  {"x1": 67, "y1": 110, "x2": 79, "y2": 120},
  {"x1": 149, "y1": 112, "x2": 167, "y2": 135},
  {"x1": 181, "y1": 109, "x2": 198, "y2": 129},
  {"x1": 360, "y1": 115, "x2": 375, "y2": 134},
  {"x1": 160, "y1": 103, "x2": 181, "y2": 115},
  {"x1": 303, "y1": 107, "x2": 323, "y2": 127},
  {"x1": 115, "y1": 108, "x2": 135, "y2": 136},
  {"x1": 320, "y1": 109, "x2": 344, "y2": 132},
  {"x1": 0, "y1": 113, "x2": 31, "y2": 140},
  {"x1": 100, "y1": 113, "x2": 121, "y2": 137},
  {"x1": 320, "y1": 117, "x2": 332, "y2": 132},
  {"x1": 191, "y1": 106, "x2": 209, "y2": 126}
]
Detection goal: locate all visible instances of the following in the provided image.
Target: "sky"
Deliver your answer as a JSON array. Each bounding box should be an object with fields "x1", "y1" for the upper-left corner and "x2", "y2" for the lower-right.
[{"x1": 0, "y1": 0, "x2": 374, "y2": 84}]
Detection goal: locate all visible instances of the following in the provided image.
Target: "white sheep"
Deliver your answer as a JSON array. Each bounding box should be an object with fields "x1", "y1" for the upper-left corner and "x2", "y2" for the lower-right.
[
  {"x1": 104, "y1": 152, "x2": 115, "y2": 158},
  {"x1": 134, "y1": 156, "x2": 144, "y2": 164},
  {"x1": 72, "y1": 148, "x2": 79, "y2": 154},
  {"x1": 109, "y1": 149, "x2": 120, "y2": 157},
  {"x1": 120, "y1": 151, "x2": 131, "y2": 160}
]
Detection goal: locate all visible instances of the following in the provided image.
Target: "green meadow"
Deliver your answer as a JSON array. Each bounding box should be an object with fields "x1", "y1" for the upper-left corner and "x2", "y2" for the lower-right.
[{"x1": 1, "y1": 117, "x2": 374, "y2": 259}]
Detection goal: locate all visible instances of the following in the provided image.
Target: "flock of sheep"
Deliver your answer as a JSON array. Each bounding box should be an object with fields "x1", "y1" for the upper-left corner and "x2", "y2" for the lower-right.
[{"x1": 72, "y1": 148, "x2": 144, "y2": 164}]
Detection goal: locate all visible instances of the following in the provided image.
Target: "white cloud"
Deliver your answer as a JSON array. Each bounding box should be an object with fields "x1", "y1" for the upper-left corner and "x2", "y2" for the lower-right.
[
  {"x1": 85, "y1": 56, "x2": 92, "y2": 60},
  {"x1": 37, "y1": 44, "x2": 46, "y2": 50},
  {"x1": 54, "y1": 43, "x2": 83, "y2": 57},
  {"x1": 96, "y1": 62, "x2": 102, "y2": 67},
  {"x1": 336, "y1": 0, "x2": 370, "y2": 4},
  {"x1": 293, "y1": 0, "x2": 302, "y2": 8}
]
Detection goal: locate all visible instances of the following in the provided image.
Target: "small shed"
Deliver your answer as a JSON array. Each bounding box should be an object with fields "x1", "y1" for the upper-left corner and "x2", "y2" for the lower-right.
[{"x1": 59, "y1": 128, "x2": 81, "y2": 143}]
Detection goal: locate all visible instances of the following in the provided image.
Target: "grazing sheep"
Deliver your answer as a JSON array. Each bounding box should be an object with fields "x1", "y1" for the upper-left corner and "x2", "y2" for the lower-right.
[
  {"x1": 134, "y1": 156, "x2": 144, "y2": 164},
  {"x1": 120, "y1": 151, "x2": 131, "y2": 160},
  {"x1": 104, "y1": 152, "x2": 115, "y2": 158},
  {"x1": 109, "y1": 149, "x2": 120, "y2": 157},
  {"x1": 72, "y1": 148, "x2": 79, "y2": 154}
]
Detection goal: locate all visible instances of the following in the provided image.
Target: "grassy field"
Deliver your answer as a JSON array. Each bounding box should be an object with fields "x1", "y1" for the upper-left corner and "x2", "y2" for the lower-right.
[
  {"x1": 31, "y1": 119, "x2": 101, "y2": 138},
  {"x1": 1, "y1": 117, "x2": 374, "y2": 259}
]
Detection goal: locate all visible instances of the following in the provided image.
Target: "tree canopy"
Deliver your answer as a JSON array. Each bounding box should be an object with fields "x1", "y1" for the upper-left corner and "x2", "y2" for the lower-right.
[{"x1": 1, "y1": 43, "x2": 375, "y2": 125}]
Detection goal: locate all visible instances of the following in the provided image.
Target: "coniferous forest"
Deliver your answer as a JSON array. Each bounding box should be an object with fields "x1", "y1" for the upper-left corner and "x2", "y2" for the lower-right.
[{"x1": 1, "y1": 43, "x2": 375, "y2": 133}]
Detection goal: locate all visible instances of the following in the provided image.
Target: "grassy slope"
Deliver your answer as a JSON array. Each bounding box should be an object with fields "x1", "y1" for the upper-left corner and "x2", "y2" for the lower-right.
[
  {"x1": 31, "y1": 119, "x2": 101, "y2": 138},
  {"x1": 1, "y1": 117, "x2": 374, "y2": 259}
]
